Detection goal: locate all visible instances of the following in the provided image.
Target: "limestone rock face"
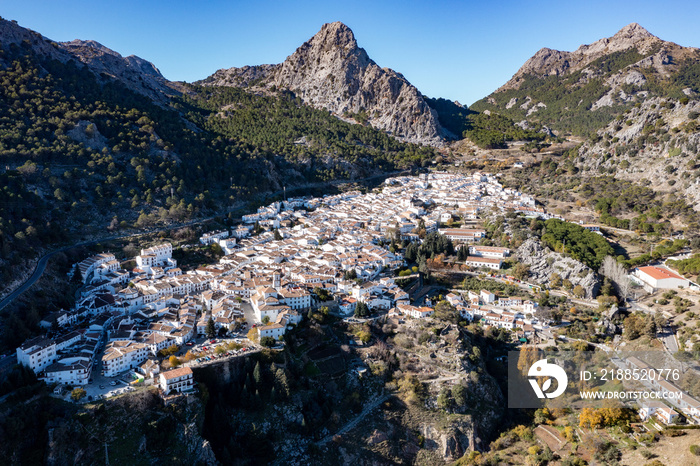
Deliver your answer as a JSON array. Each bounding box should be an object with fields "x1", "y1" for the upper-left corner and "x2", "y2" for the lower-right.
[
  {"x1": 499, "y1": 23, "x2": 663, "y2": 91},
  {"x1": 0, "y1": 18, "x2": 180, "y2": 102},
  {"x1": 515, "y1": 238, "x2": 600, "y2": 299},
  {"x1": 201, "y1": 22, "x2": 448, "y2": 146},
  {"x1": 59, "y1": 39, "x2": 179, "y2": 101},
  {"x1": 420, "y1": 423, "x2": 474, "y2": 461}
]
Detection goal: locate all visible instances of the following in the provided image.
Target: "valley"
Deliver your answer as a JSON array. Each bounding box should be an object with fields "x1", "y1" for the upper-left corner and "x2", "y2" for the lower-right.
[{"x1": 1, "y1": 13, "x2": 700, "y2": 466}]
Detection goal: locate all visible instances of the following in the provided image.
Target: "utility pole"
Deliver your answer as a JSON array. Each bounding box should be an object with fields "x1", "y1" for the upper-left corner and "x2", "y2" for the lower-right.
[{"x1": 105, "y1": 442, "x2": 109, "y2": 466}]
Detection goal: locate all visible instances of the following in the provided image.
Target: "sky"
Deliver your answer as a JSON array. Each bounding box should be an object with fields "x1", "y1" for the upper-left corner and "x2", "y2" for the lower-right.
[{"x1": 4, "y1": 0, "x2": 700, "y2": 105}]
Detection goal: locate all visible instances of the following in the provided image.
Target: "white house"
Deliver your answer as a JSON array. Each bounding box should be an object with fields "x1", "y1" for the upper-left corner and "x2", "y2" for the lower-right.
[
  {"x1": 634, "y1": 266, "x2": 690, "y2": 290},
  {"x1": 468, "y1": 245, "x2": 510, "y2": 259},
  {"x1": 480, "y1": 290, "x2": 495, "y2": 304},
  {"x1": 638, "y1": 400, "x2": 678, "y2": 425},
  {"x1": 102, "y1": 341, "x2": 149, "y2": 377},
  {"x1": 465, "y1": 256, "x2": 502, "y2": 270},
  {"x1": 438, "y1": 228, "x2": 486, "y2": 243},
  {"x1": 397, "y1": 304, "x2": 434, "y2": 319},
  {"x1": 40, "y1": 357, "x2": 92, "y2": 386},
  {"x1": 136, "y1": 243, "x2": 177, "y2": 274},
  {"x1": 17, "y1": 337, "x2": 57, "y2": 373},
  {"x1": 77, "y1": 253, "x2": 117, "y2": 283},
  {"x1": 159, "y1": 366, "x2": 194, "y2": 395},
  {"x1": 339, "y1": 298, "x2": 357, "y2": 316},
  {"x1": 257, "y1": 323, "x2": 285, "y2": 341},
  {"x1": 200, "y1": 230, "x2": 229, "y2": 245}
]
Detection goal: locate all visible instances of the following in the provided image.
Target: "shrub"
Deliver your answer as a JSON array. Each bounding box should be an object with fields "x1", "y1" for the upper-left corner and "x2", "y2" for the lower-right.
[
  {"x1": 71, "y1": 387, "x2": 87, "y2": 401},
  {"x1": 260, "y1": 336, "x2": 275, "y2": 347}
]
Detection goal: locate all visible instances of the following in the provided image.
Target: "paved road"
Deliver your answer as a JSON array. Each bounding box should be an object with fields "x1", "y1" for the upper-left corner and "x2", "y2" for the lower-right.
[
  {"x1": 0, "y1": 232, "x2": 146, "y2": 312},
  {"x1": 658, "y1": 326, "x2": 679, "y2": 353}
]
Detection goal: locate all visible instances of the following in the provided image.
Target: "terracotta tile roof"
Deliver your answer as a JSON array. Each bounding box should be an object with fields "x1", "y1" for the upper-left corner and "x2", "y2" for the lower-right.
[
  {"x1": 161, "y1": 366, "x2": 193, "y2": 380},
  {"x1": 638, "y1": 266, "x2": 685, "y2": 281}
]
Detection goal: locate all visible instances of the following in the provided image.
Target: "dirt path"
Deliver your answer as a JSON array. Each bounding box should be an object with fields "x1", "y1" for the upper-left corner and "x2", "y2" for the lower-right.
[{"x1": 317, "y1": 393, "x2": 391, "y2": 445}]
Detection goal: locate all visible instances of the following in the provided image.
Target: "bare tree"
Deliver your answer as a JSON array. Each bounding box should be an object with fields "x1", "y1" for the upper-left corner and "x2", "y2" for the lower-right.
[{"x1": 599, "y1": 256, "x2": 630, "y2": 301}]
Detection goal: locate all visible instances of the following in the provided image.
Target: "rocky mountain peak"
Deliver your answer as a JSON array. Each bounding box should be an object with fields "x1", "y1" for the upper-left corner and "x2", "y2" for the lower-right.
[
  {"x1": 311, "y1": 21, "x2": 358, "y2": 50},
  {"x1": 610, "y1": 22, "x2": 655, "y2": 43},
  {"x1": 201, "y1": 22, "x2": 448, "y2": 146},
  {"x1": 498, "y1": 23, "x2": 666, "y2": 91},
  {"x1": 62, "y1": 39, "x2": 120, "y2": 57},
  {"x1": 0, "y1": 19, "x2": 178, "y2": 101}
]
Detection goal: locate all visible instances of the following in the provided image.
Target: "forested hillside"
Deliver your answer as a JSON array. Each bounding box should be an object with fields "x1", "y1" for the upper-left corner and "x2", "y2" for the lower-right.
[
  {"x1": 0, "y1": 38, "x2": 434, "y2": 288},
  {"x1": 424, "y1": 97, "x2": 546, "y2": 149}
]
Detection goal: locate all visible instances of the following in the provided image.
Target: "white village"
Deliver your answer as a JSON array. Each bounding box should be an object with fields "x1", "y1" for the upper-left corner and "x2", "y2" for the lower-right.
[{"x1": 13, "y1": 172, "x2": 700, "y2": 425}]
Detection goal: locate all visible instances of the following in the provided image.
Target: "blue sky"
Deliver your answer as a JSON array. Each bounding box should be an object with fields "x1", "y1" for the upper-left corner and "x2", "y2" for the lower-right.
[{"x1": 4, "y1": 0, "x2": 700, "y2": 105}]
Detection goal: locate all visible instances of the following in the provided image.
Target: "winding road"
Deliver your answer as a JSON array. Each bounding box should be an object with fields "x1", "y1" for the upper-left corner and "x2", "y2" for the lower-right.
[
  {"x1": 0, "y1": 248, "x2": 58, "y2": 312},
  {"x1": 0, "y1": 233, "x2": 141, "y2": 312}
]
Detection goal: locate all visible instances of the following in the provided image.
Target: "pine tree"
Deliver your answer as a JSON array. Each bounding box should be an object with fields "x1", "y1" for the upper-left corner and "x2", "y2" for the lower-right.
[
  {"x1": 253, "y1": 361, "x2": 262, "y2": 388},
  {"x1": 206, "y1": 315, "x2": 216, "y2": 339},
  {"x1": 275, "y1": 368, "x2": 290, "y2": 398}
]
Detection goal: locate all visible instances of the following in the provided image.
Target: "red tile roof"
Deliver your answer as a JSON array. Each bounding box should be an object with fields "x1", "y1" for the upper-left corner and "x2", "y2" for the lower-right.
[{"x1": 638, "y1": 266, "x2": 685, "y2": 281}]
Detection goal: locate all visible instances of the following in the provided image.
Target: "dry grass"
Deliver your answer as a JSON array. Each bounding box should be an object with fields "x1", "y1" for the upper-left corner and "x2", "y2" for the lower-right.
[{"x1": 621, "y1": 429, "x2": 700, "y2": 466}]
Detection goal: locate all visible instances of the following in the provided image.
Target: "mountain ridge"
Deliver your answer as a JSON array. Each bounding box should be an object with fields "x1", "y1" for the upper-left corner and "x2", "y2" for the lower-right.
[
  {"x1": 498, "y1": 23, "x2": 669, "y2": 92},
  {"x1": 472, "y1": 22, "x2": 700, "y2": 137},
  {"x1": 200, "y1": 21, "x2": 450, "y2": 146},
  {"x1": 0, "y1": 18, "x2": 181, "y2": 102}
]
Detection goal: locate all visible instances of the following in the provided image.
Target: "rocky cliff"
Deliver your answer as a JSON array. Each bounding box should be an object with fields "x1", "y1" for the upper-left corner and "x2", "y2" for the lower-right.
[
  {"x1": 59, "y1": 39, "x2": 181, "y2": 101},
  {"x1": 0, "y1": 18, "x2": 180, "y2": 102},
  {"x1": 516, "y1": 237, "x2": 600, "y2": 298},
  {"x1": 499, "y1": 23, "x2": 665, "y2": 91},
  {"x1": 472, "y1": 23, "x2": 700, "y2": 136},
  {"x1": 200, "y1": 22, "x2": 449, "y2": 146},
  {"x1": 575, "y1": 95, "x2": 700, "y2": 209}
]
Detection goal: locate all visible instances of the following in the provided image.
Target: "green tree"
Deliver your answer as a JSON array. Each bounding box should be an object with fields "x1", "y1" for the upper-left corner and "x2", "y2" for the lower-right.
[
  {"x1": 433, "y1": 300, "x2": 460, "y2": 323},
  {"x1": 253, "y1": 361, "x2": 263, "y2": 388},
  {"x1": 206, "y1": 316, "x2": 216, "y2": 339},
  {"x1": 260, "y1": 336, "x2": 275, "y2": 347},
  {"x1": 512, "y1": 262, "x2": 530, "y2": 281},
  {"x1": 437, "y1": 387, "x2": 453, "y2": 412},
  {"x1": 354, "y1": 301, "x2": 370, "y2": 317},
  {"x1": 71, "y1": 387, "x2": 86, "y2": 401}
]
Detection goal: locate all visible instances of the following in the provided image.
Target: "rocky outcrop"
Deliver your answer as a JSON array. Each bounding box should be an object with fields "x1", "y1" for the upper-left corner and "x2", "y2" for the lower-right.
[
  {"x1": 200, "y1": 22, "x2": 449, "y2": 146},
  {"x1": 473, "y1": 22, "x2": 700, "y2": 139},
  {"x1": 420, "y1": 423, "x2": 473, "y2": 461},
  {"x1": 498, "y1": 23, "x2": 670, "y2": 91},
  {"x1": 516, "y1": 238, "x2": 600, "y2": 298},
  {"x1": 0, "y1": 18, "x2": 180, "y2": 102},
  {"x1": 577, "y1": 95, "x2": 700, "y2": 209},
  {"x1": 58, "y1": 39, "x2": 180, "y2": 102},
  {"x1": 66, "y1": 120, "x2": 108, "y2": 151},
  {"x1": 177, "y1": 422, "x2": 218, "y2": 465}
]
